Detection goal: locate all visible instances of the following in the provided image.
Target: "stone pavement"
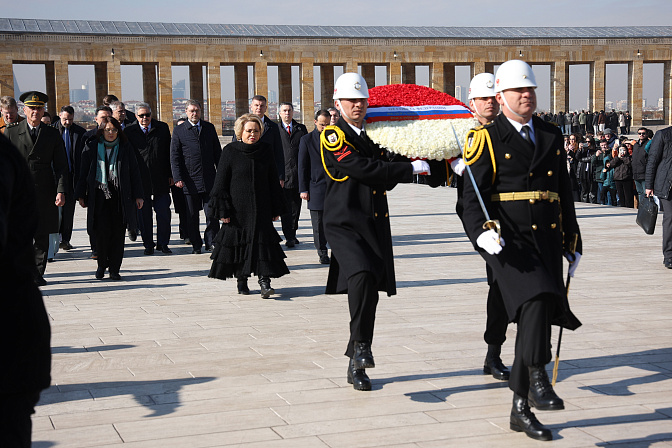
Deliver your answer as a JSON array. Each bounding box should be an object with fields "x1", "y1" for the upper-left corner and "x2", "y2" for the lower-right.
[{"x1": 34, "y1": 183, "x2": 672, "y2": 447}]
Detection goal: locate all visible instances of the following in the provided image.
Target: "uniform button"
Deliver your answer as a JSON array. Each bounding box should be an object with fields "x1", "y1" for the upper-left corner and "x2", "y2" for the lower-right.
[
  {"x1": 373, "y1": 190, "x2": 377, "y2": 195},
  {"x1": 531, "y1": 224, "x2": 538, "y2": 230},
  {"x1": 374, "y1": 213, "x2": 378, "y2": 217},
  {"x1": 505, "y1": 153, "x2": 511, "y2": 159},
  {"x1": 383, "y1": 191, "x2": 387, "y2": 195},
  {"x1": 551, "y1": 223, "x2": 557, "y2": 229},
  {"x1": 529, "y1": 172, "x2": 533, "y2": 177},
  {"x1": 529, "y1": 199, "x2": 536, "y2": 204},
  {"x1": 380, "y1": 151, "x2": 384, "y2": 156},
  {"x1": 557, "y1": 149, "x2": 561, "y2": 155},
  {"x1": 385, "y1": 213, "x2": 389, "y2": 217},
  {"x1": 547, "y1": 170, "x2": 553, "y2": 176}
]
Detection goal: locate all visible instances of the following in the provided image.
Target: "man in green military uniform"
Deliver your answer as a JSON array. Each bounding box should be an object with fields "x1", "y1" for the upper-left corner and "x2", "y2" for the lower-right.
[
  {"x1": 5, "y1": 91, "x2": 68, "y2": 286},
  {"x1": 321, "y1": 73, "x2": 429, "y2": 391},
  {"x1": 460, "y1": 60, "x2": 582, "y2": 441}
]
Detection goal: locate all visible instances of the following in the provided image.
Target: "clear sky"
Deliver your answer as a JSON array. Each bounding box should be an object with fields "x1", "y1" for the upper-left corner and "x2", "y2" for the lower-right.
[{"x1": 5, "y1": 0, "x2": 672, "y2": 112}]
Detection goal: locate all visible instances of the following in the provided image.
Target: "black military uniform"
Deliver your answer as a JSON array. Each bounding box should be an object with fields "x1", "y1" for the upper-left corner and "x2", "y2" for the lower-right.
[
  {"x1": 321, "y1": 118, "x2": 414, "y2": 389},
  {"x1": 461, "y1": 114, "x2": 581, "y2": 413}
]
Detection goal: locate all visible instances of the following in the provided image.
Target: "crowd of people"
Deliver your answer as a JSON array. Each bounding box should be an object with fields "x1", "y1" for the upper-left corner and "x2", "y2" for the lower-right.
[{"x1": 537, "y1": 109, "x2": 632, "y2": 136}]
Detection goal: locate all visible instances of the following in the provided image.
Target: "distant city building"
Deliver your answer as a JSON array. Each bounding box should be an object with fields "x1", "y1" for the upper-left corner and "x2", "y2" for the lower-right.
[
  {"x1": 70, "y1": 83, "x2": 89, "y2": 102},
  {"x1": 268, "y1": 90, "x2": 277, "y2": 104},
  {"x1": 616, "y1": 100, "x2": 628, "y2": 111},
  {"x1": 173, "y1": 79, "x2": 186, "y2": 99},
  {"x1": 605, "y1": 101, "x2": 614, "y2": 110},
  {"x1": 659, "y1": 97, "x2": 665, "y2": 109}
]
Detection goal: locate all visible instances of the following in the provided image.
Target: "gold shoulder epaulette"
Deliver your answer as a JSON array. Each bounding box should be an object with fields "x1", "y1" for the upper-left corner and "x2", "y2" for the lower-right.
[
  {"x1": 320, "y1": 125, "x2": 351, "y2": 182},
  {"x1": 464, "y1": 126, "x2": 496, "y2": 184},
  {"x1": 5, "y1": 121, "x2": 20, "y2": 128}
]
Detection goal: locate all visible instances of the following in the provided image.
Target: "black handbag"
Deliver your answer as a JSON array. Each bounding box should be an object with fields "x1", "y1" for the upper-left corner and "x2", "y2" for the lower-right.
[{"x1": 636, "y1": 195, "x2": 658, "y2": 235}]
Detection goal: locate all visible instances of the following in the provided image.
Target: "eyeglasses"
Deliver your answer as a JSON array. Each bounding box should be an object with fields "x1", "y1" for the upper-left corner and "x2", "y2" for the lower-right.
[
  {"x1": 637, "y1": 132, "x2": 647, "y2": 135},
  {"x1": 104, "y1": 128, "x2": 119, "y2": 134},
  {"x1": 138, "y1": 113, "x2": 151, "y2": 118}
]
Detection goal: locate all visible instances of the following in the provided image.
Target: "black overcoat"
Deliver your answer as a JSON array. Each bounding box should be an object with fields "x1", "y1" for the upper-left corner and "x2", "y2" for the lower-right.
[
  {"x1": 125, "y1": 119, "x2": 172, "y2": 197},
  {"x1": 298, "y1": 128, "x2": 327, "y2": 210},
  {"x1": 170, "y1": 120, "x2": 221, "y2": 195},
  {"x1": 5, "y1": 120, "x2": 69, "y2": 235},
  {"x1": 278, "y1": 119, "x2": 308, "y2": 189},
  {"x1": 321, "y1": 118, "x2": 414, "y2": 296},
  {"x1": 461, "y1": 115, "x2": 582, "y2": 329},
  {"x1": 53, "y1": 121, "x2": 87, "y2": 192},
  {"x1": 75, "y1": 138, "x2": 145, "y2": 233},
  {"x1": 208, "y1": 140, "x2": 288, "y2": 279},
  {"x1": 0, "y1": 134, "x2": 51, "y2": 395}
]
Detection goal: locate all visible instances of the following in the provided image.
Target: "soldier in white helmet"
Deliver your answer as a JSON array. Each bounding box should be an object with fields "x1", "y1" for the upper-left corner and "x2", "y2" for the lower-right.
[
  {"x1": 321, "y1": 72, "x2": 430, "y2": 391},
  {"x1": 460, "y1": 60, "x2": 582, "y2": 441}
]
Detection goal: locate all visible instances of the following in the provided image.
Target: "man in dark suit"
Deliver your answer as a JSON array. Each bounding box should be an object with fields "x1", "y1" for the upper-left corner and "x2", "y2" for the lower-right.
[
  {"x1": 322, "y1": 73, "x2": 429, "y2": 391},
  {"x1": 170, "y1": 99, "x2": 221, "y2": 254},
  {"x1": 125, "y1": 103, "x2": 173, "y2": 255},
  {"x1": 277, "y1": 102, "x2": 308, "y2": 247},
  {"x1": 248, "y1": 95, "x2": 285, "y2": 184},
  {"x1": 54, "y1": 105, "x2": 86, "y2": 251},
  {"x1": 5, "y1": 91, "x2": 68, "y2": 286},
  {"x1": 110, "y1": 101, "x2": 134, "y2": 130},
  {"x1": 461, "y1": 60, "x2": 581, "y2": 441},
  {"x1": 298, "y1": 109, "x2": 331, "y2": 264},
  {"x1": 103, "y1": 94, "x2": 136, "y2": 124}
]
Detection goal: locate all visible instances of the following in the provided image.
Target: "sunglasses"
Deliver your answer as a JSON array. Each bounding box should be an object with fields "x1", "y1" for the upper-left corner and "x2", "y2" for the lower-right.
[
  {"x1": 638, "y1": 132, "x2": 646, "y2": 135},
  {"x1": 138, "y1": 113, "x2": 151, "y2": 118}
]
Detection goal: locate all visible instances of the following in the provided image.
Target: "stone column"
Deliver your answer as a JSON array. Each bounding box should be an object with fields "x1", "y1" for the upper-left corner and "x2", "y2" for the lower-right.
[
  {"x1": 444, "y1": 63, "x2": 456, "y2": 97},
  {"x1": 664, "y1": 60, "x2": 672, "y2": 126},
  {"x1": 591, "y1": 60, "x2": 605, "y2": 112},
  {"x1": 431, "y1": 62, "x2": 445, "y2": 93},
  {"x1": 389, "y1": 62, "x2": 401, "y2": 85},
  {"x1": 361, "y1": 64, "x2": 375, "y2": 89},
  {"x1": 278, "y1": 64, "x2": 292, "y2": 104},
  {"x1": 629, "y1": 59, "x2": 643, "y2": 127},
  {"x1": 402, "y1": 64, "x2": 416, "y2": 84},
  {"x1": 207, "y1": 61, "x2": 222, "y2": 135},
  {"x1": 44, "y1": 62, "x2": 57, "y2": 115},
  {"x1": 472, "y1": 61, "x2": 486, "y2": 78},
  {"x1": 157, "y1": 58, "x2": 173, "y2": 129},
  {"x1": 108, "y1": 59, "x2": 122, "y2": 99},
  {"x1": 345, "y1": 60, "x2": 357, "y2": 74},
  {"x1": 300, "y1": 62, "x2": 314, "y2": 129},
  {"x1": 0, "y1": 59, "x2": 13, "y2": 97},
  {"x1": 189, "y1": 64, "x2": 204, "y2": 107},
  {"x1": 254, "y1": 61, "x2": 268, "y2": 99},
  {"x1": 320, "y1": 65, "x2": 334, "y2": 110},
  {"x1": 53, "y1": 60, "x2": 70, "y2": 111},
  {"x1": 234, "y1": 64, "x2": 249, "y2": 117},
  {"x1": 142, "y1": 63, "x2": 158, "y2": 115},
  {"x1": 552, "y1": 61, "x2": 569, "y2": 114},
  {"x1": 94, "y1": 62, "x2": 108, "y2": 106}
]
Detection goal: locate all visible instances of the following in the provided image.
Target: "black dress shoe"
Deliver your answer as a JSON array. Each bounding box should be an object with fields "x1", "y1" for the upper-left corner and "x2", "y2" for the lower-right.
[
  {"x1": 128, "y1": 229, "x2": 137, "y2": 241},
  {"x1": 95, "y1": 267, "x2": 106, "y2": 279},
  {"x1": 192, "y1": 248, "x2": 202, "y2": 254},
  {"x1": 237, "y1": 277, "x2": 250, "y2": 295},
  {"x1": 292, "y1": 238, "x2": 300, "y2": 245},
  {"x1": 319, "y1": 255, "x2": 330, "y2": 264},
  {"x1": 347, "y1": 358, "x2": 372, "y2": 391},
  {"x1": 48, "y1": 258, "x2": 54, "y2": 263},
  {"x1": 144, "y1": 247, "x2": 155, "y2": 255},
  {"x1": 205, "y1": 245, "x2": 215, "y2": 252},
  {"x1": 258, "y1": 277, "x2": 275, "y2": 299},
  {"x1": 157, "y1": 245, "x2": 172, "y2": 254},
  {"x1": 285, "y1": 239, "x2": 295, "y2": 248},
  {"x1": 184, "y1": 237, "x2": 191, "y2": 245},
  {"x1": 109, "y1": 272, "x2": 121, "y2": 281},
  {"x1": 484, "y1": 356, "x2": 510, "y2": 381},
  {"x1": 528, "y1": 365, "x2": 564, "y2": 410},
  {"x1": 34, "y1": 276, "x2": 47, "y2": 287},
  {"x1": 59, "y1": 242, "x2": 74, "y2": 250},
  {"x1": 664, "y1": 258, "x2": 672, "y2": 269},
  {"x1": 353, "y1": 341, "x2": 375, "y2": 369},
  {"x1": 510, "y1": 393, "x2": 552, "y2": 441}
]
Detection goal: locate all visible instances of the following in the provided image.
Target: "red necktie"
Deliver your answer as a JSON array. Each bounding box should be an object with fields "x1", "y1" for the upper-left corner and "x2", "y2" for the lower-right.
[{"x1": 287, "y1": 125, "x2": 291, "y2": 136}]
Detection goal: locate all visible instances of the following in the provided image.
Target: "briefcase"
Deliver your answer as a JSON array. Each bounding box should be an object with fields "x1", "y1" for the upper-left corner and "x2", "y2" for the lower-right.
[{"x1": 636, "y1": 196, "x2": 658, "y2": 235}]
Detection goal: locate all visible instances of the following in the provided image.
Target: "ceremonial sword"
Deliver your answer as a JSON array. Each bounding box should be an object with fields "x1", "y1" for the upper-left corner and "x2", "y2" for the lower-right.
[
  {"x1": 450, "y1": 123, "x2": 501, "y2": 241},
  {"x1": 552, "y1": 234, "x2": 579, "y2": 386}
]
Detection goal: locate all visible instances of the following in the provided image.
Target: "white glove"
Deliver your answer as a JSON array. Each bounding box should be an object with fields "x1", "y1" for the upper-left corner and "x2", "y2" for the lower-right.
[
  {"x1": 411, "y1": 160, "x2": 431, "y2": 175},
  {"x1": 565, "y1": 251, "x2": 581, "y2": 277},
  {"x1": 450, "y1": 158, "x2": 466, "y2": 176},
  {"x1": 476, "y1": 230, "x2": 505, "y2": 255}
]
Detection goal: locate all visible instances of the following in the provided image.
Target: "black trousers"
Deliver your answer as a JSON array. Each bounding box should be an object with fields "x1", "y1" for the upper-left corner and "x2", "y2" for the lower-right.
[
  {"x1": 184, "y1": 192, "x2": 219, "y2": 250},
  {"x1": 484, "y1": 281, "x2": 508, "y2": 347},
  {"x1": 660, "y1": 196, "x2": 672, "y2": 261},
  {"x1": 615, "y1": 180, "x2": 634, "y2": 208},
  {"x1": 0, "y1": 391, "x2": 40, "y2": 448},
  {"x1": 345, "y1": 271, "x2": 379, "y2": 358},
  {"x1": 94, "y1": 189, "x2": 126, "y2": 274},
  {"x1": 33, "y1": 232, "x2": 49, "y2": 276},
  {"x1": 509, "y1": 295, "x2": 555, "y2": 397},
  {"x1": 138, "y1": 193, "x2": 172, "y2": 248},
  {"x1": 309, "y1": 209, "x2": 328, "y2": 255},
  {"x1": 281, "y1": 187, "x2": 302, "y2": 241},
  {"x1": 171, "y1": 185, "x2": 190, "y2": 240},
  {"x1": 59, "y1": 190, "x2": 77, "y2": 244}
]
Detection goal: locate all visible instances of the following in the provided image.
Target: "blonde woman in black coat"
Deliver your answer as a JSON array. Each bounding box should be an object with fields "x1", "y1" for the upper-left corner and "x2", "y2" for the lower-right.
[{"x1": 208, "y1": 114, "x2": 288, "y2": 298}]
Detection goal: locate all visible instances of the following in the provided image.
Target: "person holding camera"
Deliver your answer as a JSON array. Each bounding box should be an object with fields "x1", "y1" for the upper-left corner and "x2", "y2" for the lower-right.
[
  {"x1": 606, "y1": 145, "x2": 634, "y2": 208},
  {"x1": 577, "y1": 138, "x2": 596, "y2": 203}
]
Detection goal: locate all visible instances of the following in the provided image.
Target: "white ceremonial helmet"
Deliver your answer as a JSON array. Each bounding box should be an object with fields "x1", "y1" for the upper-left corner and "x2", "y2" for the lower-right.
[
  {"x1": 333, "y1": 72, "x2": 369, "y2": 99},
  {"x1": 468, "y1": 73, "x2": 496, "y2": 99},
  {"x1": 494, "y1": 60, "x2": 537, "y2": 93}
]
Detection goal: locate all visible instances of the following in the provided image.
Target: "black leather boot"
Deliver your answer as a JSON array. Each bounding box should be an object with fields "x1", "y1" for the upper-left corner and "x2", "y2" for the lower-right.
[
  {"x1": 237, "y1": 276, "x2": 250, "y2": 295},
  {"x1": 483, "y1": 344, "x2": 510, "y2": 381},
  {"x1": 528, "y1": 365, "x2": 564, "y2": 410},
  {"x1": 510, "y1": 393, "x2": 552, "y2": 441},
  {"x1": 258, "y1": 276, "x2": 274, "y2": 299},
  {"x1": 347, "y1": 358, "x2": 371, "y2": 391},
  {"x1": 353, "y1": 341, "x2": 375, "y2": 369}
]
